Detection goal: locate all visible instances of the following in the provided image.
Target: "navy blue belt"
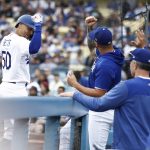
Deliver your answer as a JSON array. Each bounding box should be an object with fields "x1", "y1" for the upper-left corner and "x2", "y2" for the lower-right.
[{"x1": 8, "y1": 82, "x2": 28, "y2": 87}]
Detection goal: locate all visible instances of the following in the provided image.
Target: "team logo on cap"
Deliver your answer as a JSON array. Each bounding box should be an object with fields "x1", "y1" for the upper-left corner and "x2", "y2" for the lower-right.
[{"x1": 95, "y1": 38, "x2": 98, "y2": 42}]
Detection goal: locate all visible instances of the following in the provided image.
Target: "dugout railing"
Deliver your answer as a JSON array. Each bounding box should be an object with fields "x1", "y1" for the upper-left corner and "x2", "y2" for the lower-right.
[{"x1": 0, "y1": 96, "x2": 89, "y2": 150}]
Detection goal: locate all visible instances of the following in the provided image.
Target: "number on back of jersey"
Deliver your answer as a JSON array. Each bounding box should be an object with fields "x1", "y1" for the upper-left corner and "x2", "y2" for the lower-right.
[{"x1": 2, "y1": 51, "x2": 11, "y2": 70}]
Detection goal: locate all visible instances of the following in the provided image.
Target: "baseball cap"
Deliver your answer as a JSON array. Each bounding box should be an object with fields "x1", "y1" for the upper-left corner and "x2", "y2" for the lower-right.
[
  {"x1": 130, "y1": 48, "x2": 150, "y2": 64},
  {"x1": 89, "y1": 27, "x2": 112, "y2": 45},
  {"x1": 15, "y1": 14, "x2": 35, "y2": 29}
]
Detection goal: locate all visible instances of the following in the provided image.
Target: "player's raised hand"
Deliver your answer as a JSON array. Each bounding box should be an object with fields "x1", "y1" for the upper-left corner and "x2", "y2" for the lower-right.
[
  {"x1": 32, "y1": 13, "x2": 43, "y2": 24},
  {"x1": 131, "y1": 30, "x2": 146, "y2": 48},
  {"x1": 67, "y1": 70, "x2": 77, "y2": 87},
  {"x1": 85, "y1": 16, "x2": 97, "y2": 27}
]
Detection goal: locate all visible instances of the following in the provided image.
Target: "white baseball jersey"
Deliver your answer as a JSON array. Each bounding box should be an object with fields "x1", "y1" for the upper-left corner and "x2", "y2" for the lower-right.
[{"x1": 0, "y1": 32, "x2": 30, "y2": 83}]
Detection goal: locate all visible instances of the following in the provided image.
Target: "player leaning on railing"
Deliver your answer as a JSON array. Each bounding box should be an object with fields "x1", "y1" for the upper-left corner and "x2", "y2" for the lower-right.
[{"x1": 0, "y1": 13, "x2": 43, "y2": 147}]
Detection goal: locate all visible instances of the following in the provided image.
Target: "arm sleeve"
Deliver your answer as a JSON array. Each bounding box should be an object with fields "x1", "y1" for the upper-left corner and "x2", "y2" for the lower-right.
[
  {"x1": 29, "y1": 23, "x2": 42, "y2": 54},
  {"x1": 73, "y1": 81, "x2": 128, "y2": 112}
]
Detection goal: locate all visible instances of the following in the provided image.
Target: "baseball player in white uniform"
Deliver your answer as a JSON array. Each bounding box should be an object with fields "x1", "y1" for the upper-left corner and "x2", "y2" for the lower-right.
[{"x1": 0, "y1": 13, "x2": 43, "y2": 142}]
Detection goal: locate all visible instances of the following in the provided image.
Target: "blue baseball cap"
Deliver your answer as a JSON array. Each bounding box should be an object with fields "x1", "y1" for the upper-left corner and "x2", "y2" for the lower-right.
[
  {"x1": 15, "y1": 14, "x2": 35, "y2": 29},
  {"x1": 89, "y1": 27, "x2": 112, "y2": 45},
  {"x1": 130, "y1": 48, "x2": 150, "y2": 64}
]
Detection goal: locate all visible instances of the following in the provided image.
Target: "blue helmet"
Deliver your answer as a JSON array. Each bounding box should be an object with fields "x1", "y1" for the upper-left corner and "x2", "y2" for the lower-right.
[{"x1": 15, "y1": 14, "x2": 34, "y2": 29}]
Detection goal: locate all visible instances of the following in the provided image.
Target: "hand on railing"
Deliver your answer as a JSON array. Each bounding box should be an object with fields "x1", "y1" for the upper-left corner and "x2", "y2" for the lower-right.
[{"x1": 59, "y1": 92, "x2": 74, "y2": 97}]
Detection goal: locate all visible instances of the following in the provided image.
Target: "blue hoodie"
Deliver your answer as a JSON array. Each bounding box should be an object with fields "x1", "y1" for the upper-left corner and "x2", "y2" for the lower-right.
[{"x1": 89, "y1": 47, "x2": 124, "y2": 91}]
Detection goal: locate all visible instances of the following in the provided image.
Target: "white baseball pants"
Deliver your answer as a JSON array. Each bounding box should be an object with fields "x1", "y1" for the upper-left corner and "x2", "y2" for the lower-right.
[
  {"x1": 0, "y1": 82, "x2": 28, "y2": 140},
  {"x1": 88, "y1": 110, "x2": 114, "y2": 150}
]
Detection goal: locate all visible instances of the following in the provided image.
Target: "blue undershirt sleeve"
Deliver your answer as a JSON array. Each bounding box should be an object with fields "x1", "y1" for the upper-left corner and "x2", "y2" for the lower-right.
[
  {"x1": 73, "y1": 81, "x2": 128, "y2": 112},
  {"x1": 29, "y1": 23, "x2": 42, "y2": 54}
]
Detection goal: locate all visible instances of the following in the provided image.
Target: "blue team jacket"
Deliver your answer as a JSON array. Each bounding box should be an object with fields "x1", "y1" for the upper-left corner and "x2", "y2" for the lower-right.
[{"x1": 73, "y1": 77, "x2": 150, "y2": 150}]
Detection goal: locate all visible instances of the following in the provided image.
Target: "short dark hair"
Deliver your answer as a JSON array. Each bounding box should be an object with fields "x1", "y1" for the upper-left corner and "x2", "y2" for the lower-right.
[
  {"x1": 136, "y1": 61, "x2": 150, "y2": 71},
  {"x1": 58, "y1": 86, "x2": 65, "y2": 91}
]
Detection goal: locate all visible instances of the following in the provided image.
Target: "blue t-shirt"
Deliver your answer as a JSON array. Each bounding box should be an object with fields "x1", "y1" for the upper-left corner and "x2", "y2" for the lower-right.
[
  {"x1": 73, "y1": 77, "x2": 150, "y2": 149},
  {"x1": 88, "y1": 48, "x2": 124, "y2": 91}
]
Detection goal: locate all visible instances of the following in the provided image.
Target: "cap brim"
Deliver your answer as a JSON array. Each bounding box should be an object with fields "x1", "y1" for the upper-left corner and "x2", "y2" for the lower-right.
[{"x1": 128, "y1": 51, "x2": 135, "y2": 60}]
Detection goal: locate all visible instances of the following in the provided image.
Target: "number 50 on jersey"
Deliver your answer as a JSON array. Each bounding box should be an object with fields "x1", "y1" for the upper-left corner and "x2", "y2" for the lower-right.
[{"x1": 2, "y1": 51, "x2": 11, "y2": 70}]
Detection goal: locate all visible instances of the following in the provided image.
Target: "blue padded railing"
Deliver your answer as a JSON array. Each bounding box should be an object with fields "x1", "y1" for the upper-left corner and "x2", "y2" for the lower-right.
[{"x1": 0, "y1": 96, "x2": 89, "y2": 150}]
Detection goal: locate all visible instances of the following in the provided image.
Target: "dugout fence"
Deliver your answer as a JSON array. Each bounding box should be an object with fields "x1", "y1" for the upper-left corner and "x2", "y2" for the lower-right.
[{"x1": 0, "y1": 96, "x2": 89, "y2": 150}]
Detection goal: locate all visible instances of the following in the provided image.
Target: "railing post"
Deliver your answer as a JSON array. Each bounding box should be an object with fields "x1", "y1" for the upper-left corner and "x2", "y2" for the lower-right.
[
  {"x1": 69, "y1": 119, "x2": 75, "y2": 149},
  {"x1": 11, "y1": 118, "x2": 29, "y2": 150},
  {"x1": 74, "y1": 118, "x2": 82, "y2": 150},
  {"x1": 0, "y1": 121, "x2": 4, "y2": 140},
  {"x1": 81, "y1": 115, "x2": 89, "y2": 150},
  {"x1": 44, "y1": 116, "x2": 60, "y2": 150}
]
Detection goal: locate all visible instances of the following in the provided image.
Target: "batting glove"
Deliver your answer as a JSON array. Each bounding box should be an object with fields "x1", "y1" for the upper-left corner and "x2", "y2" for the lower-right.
[{"x1": 32, "y1": 13, "x2": 43, "y2": 24}]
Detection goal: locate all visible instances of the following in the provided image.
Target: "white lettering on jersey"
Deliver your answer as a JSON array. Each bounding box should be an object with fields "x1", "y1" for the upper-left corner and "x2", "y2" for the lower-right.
[{"x1": 91, "y1": 60, "x2": 96, "y2": 72}]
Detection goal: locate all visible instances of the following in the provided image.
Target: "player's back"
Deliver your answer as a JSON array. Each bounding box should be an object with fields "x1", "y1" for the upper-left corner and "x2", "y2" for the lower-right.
[{"x1": 0, "y1": 32, "x2": 30, "y2": 83}]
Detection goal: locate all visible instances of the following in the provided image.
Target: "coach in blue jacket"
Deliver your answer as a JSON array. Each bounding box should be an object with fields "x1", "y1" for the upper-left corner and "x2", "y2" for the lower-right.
[{"x1": 61, "y1": 48, "x2": 150, "y2": 150}]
